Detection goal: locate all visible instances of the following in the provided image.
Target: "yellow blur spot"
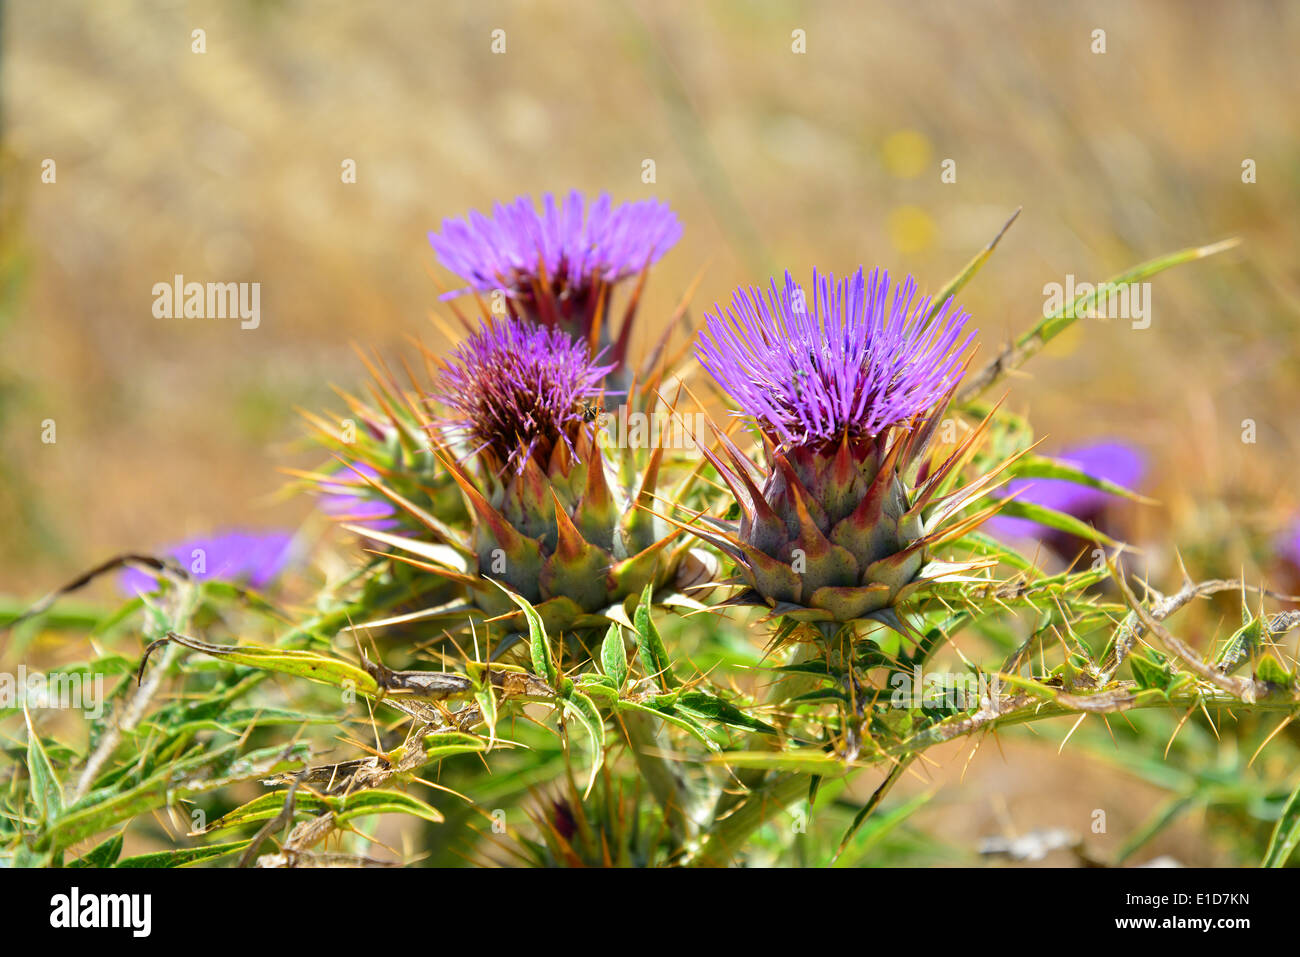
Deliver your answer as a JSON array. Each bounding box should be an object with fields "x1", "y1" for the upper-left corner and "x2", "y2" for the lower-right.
[
  {"x1": 887, "y1": 206, "x2": 936, "y2": 255},
  {"x1": 882, "y1": 129, "x2": 932, "y2": 180}
]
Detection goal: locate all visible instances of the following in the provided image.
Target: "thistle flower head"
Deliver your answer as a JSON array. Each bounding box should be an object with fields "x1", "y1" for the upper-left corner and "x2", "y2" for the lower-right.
[
  {"x1": 119, "y1": 530, "x2": 295, "y2": 595},
  {"x1": 429, "y1": 190, "x2": 682, "y2": 303},
  {"x1": 432, "y1": 317, "x2": 615, "y2": 473},
  {"x1": 697, "y1": 267, "x2": 974, "y2": 448},
  {"x1": 991, "y1": 441, "x2": 1146, "y2": 541}
]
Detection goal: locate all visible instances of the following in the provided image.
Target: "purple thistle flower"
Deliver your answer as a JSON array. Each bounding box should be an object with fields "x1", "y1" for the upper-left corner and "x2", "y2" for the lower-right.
[
  {"x1": 428, "y1": 190, "x2": 681, "y2": 304},
  {"x1": 432, "y1": 317, "x2": 615, "y2": 473},
  {"x1": 318, "y1": 463, "x2": 399, "y2": 531},
  {"x1": 989, "y1": 441, "x2": 1146, "y2": 541},
  {"x1": 118, "y1": 530, "x2": 296, "y2": 595},
  {"x1": 697, "y1": 267, "x2": 975, "y2": 448},
  {"x1": 1279, "y1": 519, "x2": 1300, "y2": 570}
]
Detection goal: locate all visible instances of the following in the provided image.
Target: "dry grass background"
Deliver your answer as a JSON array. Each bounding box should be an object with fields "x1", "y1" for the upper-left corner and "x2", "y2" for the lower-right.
[{"x1": 3, "y1": 0, "x2": 1299, "y2": 864}]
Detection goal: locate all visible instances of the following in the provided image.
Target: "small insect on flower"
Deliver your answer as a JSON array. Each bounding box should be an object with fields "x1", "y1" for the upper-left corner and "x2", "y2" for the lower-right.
[{"x1": 579, "y1": 400, "x2": 610, "y2": 427}]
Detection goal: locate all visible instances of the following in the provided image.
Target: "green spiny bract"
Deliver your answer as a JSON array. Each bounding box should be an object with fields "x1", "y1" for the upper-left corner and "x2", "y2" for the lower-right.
[
  {"x1": 683, "y1": 267, "x2": 1010, "y2": 632},
  {"x1": 347, "y1": 317, "x2": 711, "y2": 649}
]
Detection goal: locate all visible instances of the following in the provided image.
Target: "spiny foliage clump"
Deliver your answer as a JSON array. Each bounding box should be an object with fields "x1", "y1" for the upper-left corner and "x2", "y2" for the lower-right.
[{"x1": 5, "y1": 194, "x2": 1298, "y2": 871}]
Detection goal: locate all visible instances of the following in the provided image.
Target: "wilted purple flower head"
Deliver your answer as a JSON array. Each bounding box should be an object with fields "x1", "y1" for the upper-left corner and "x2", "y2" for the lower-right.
[
  {"x1": 119, "y1": 530, "x2": 295, "y2": 595},
  {"x1": 697, "y1": 267, "x2": 975, "y2": 449},
  {"x1": 432, "y1": 317, "x2": 614, "y2": 473},
  {"x1": 990, "y1": 441, "x2": 1146, "y2": 541},
  {"x1": 318, "y1": 463, "x2": 398, "y2": 531},
  {"x1": 429, "y1": 190, "x2": 681, "y2": 308}
]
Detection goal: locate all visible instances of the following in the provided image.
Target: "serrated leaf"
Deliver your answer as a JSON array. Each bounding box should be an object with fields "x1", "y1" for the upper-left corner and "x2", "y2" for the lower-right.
[
  {"x1": 1264, "y1": 779, "x2": 1300, "y2": 868},
  {"x1": 1255, "y1": 653, "x2": 1293, "y2": 688},
  {"x1": 152, "y1": 632, "x2": 379, "y2": 696},
  {"x1": 496, "y1": 585, "x2": 556, "y2": 685},
  {"x1": 1129, "y1": 652, "x2": 1173, "y2": 693},
  {"x1": 24, "y1": 704, "x2": 63, "y2": 822},
  {"x1": 206, "y1": 787, "x2": 443, "y2": 834},
  {"x1": 601, "y1": 623, "x2": 629, "y2": 688},
  {"x1": 675, "y1": 691, "x2": 776, "y2": 735},
  {"x1": 560, "y1": 691, "x2": 605, "y2": 796},
  {"x1": 615, "y1": 700, "x2": 719, "y2": 752},
  {"x1": 116, "y1": 840, "x2": 251, "y2": 868},
  {"x1": 69, "y1": 831, "x2": 124, "y2": 868},
  {"x1": 414, "y1": 731, "x2": 489, "y2": 764},
  {"x1": 633, "y1": 584, "x2": 678, "y2": 690}
]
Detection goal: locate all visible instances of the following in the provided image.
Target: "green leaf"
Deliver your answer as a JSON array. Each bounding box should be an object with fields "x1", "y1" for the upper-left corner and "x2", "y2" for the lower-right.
[
  {"x1": 41, "y1": 740, "x2": 303, "y2": 851},
  {"x1": 633, "y1": 584, "x2": 678, "y2": 690},
  {"x1": 69, "y1": 831, "x2": 124, "y2": 868},
  {"x1": 615, "y1": 699, "x2": 719, "y2": 751},
  {"x1": 1264, "y1": 779, "x2": 1300, "y2": 868},
  {"x1": 706, "y1": 749, "x2": 848, "y2": 774},
  {"x1": 206, "y1": 788, "x2": 444, "y2": 834},
  {"x1": 600, "y1": 623, "x2": 628, "y2": 688},
  {"x1": 1116, "y1": 793, "x2": 1197, "y2": 865},
  {"x1": 833, "y1": 791, "x2": 934, "y2": 868},
  {"x1": 413, "y1": 731, "x2": 490, "y2": 764},
  {"x1": 24, "y1": 704, "x2": 63, "y2": 822},
  {"x1": 116, "y1": 840, "x2": 251, "y2": 868},
  {"x1": 994, "y1": 499, "x2": 1119, "y2": 546},
  {"x1": 333, "y1": 789, "x2": 444, "y2": 826},
  {"x1": 1030, "y1": 238, "x2": 1240, "y2": 350},
  {"x1": 496, "y1": 586, "x2": 556, "y2": 686},
  {"x1": 1008, "y1": 455, "x2": 1151, "y2": 504},
  {"x1": 561, "y1": 690, "x2": 606, "y2": 796},
  {"x1": 138, "y1": 707, "x2": 343, "y2": 738},
  {"x1": 926, "y1": 207, "x2": 1019, "y2": 323},
  {"x1": 1129, "y1": 652, "x2": 1174, "y2": 693},
  {"x1": 152, "y1": 632, "x2": 379, "y2": 696},
  {"x1": 1255, "y1": 653, "x2": 1293, "y2": 689},
  {"x1": 475, "y1": 685, "x2": 499, "y2": 747},
  {"x1": 950, "y1": 530, "x2": 1038, "y2": 573},
  {"x1": 675, "y1": 690, "x2": 777, "y2": 735}
]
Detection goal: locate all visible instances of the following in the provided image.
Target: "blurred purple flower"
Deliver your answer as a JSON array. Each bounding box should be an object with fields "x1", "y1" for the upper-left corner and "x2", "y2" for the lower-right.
[
  {"x1": 318, "y1": 463, "x2": 399, "y2": 530},
  {"x1": 1278, "y1": 518, "x2": 1300, "y2": 570},
  {"x1": 989, "y1": 441, "x2": 1146, "y2": 541},
  {"x1": 119, "y1": 530, "x2": 295, "y2": 595},
  {"x1": 697, "y1": 267, "x2": 974, "y2": 448},
  {"x1": 432, "y1": 316, "x2": 614, "y2": 473},
  {"x1": 428, "y1": 190, "x2": 681, "y2": 301}
]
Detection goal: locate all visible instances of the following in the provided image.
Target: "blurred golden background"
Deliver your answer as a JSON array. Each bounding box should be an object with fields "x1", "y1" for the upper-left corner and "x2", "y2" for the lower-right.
[{"x1": 3, "y1": 0, "x2": 1299, "y2": 863}]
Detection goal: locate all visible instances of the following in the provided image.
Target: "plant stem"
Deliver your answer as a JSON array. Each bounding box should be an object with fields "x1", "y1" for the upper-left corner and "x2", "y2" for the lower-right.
[{"x1": 621, "y1": 708, "x2": 712, "y2": 850}]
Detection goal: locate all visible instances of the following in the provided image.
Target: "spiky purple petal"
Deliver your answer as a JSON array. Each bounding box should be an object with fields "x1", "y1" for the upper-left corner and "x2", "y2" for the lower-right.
[
  {"x1": 432, "y1": 317, "x2": 615, "y2": 473},
  {"x1": 697, "y1": 267, "x2": 975, "y2": 448},
  {"x1": 428, "y1": 190, "x2": 682, "y2": 298}
]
